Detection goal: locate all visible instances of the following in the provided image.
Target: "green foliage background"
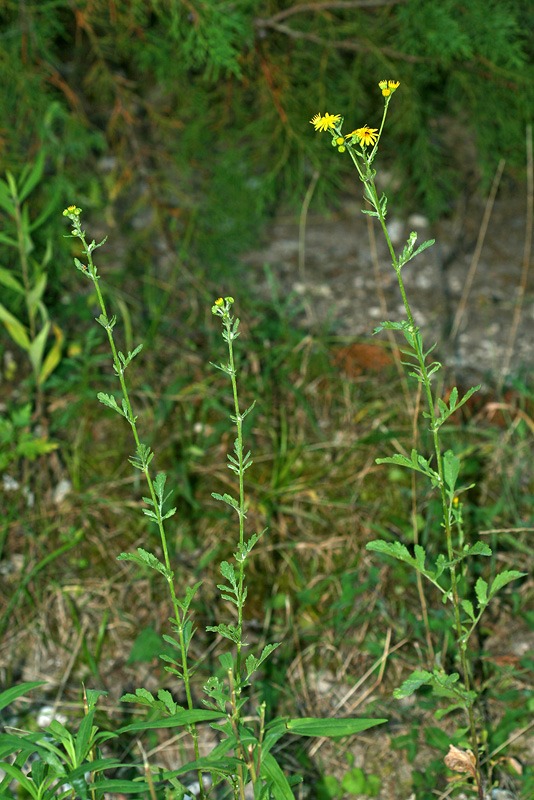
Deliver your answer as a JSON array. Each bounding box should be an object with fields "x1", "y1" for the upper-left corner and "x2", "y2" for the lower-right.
[{"x1": 1, "y1": 0, "x2": 533, "y2": 276}]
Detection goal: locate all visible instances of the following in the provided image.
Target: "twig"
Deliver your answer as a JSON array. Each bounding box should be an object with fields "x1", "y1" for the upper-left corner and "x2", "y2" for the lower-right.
[
  {"x1": 499, "y1": 124, "x2": 533, "y2": 388},
  {"x1": 450, "y1": 159, "x2": 506, "y2": 342},
  {"x1": 299, "y1": 169, "x2": 320, "y2": 279},
  {"x1": 255, "y1": 19, "x2": 424, "y2": 63},
  {"x1": 261, "y1": 0, "x2": 406, "y2": 25}
]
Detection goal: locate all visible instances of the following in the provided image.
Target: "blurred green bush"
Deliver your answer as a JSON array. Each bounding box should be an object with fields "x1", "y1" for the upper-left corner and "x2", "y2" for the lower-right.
[{"x1": 1, "y1": 0, "x2": 532, "y2": 280}]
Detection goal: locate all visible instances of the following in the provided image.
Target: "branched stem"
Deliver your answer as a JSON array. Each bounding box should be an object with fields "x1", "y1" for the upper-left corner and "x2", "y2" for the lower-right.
[
  {"x1": 65, "y1": 209, "x2": 205, "y2": 799},
  {"x1": 364, "y1": 176, "x2": 482, "y2": 778}
]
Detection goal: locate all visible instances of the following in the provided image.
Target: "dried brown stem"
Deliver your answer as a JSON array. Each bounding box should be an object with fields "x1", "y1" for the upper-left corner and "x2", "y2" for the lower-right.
[
  {"x1": 499, "y1": 124, "x2": 533, "y2": 387},
  {"x1": 450, "y1": 158, "x2": 506, "y2": 341}
]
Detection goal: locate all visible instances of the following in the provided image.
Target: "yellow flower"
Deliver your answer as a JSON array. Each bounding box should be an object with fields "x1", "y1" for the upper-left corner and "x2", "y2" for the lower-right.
[
  {"x1": 310, "y1": 112, "x2": 341, "y2": 132},
  {"x1": 379, "y1": 79, "x2": 400, "y2": 96},
  {"x1": 63, "y1": 205, "x2": 81, "y2": 217},
  {"x1": 214, "y1": 297, "x2": 224, "y2": 306},
  {"x1": 347, "y1": 126, "x2": 379, "y2": 147}
]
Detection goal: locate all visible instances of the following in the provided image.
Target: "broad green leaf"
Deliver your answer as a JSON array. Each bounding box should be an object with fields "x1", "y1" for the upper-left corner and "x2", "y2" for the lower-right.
[
  {"x1": 176, "y1": 581, "x2": 202, "y2": 612},
  {"x1": 0, "y1": 232, "x2": 18, "y2": 248},
  {"x1": 0, "y1": 763, "x2": 36, "y2": 797},
  {"x1": 127, "y1": 628, "x2": 164, "y2": 664},
  {"x1": 260, "y1": 753, "x2": 296, "y2": 800},
  {"x1": 0, "y1": 302, "x2": 30, "y2": 349},
  {"x1": 74, "y1": 708, "x2": 95, "y2": 764},
  {"x1": 489, "y1": 570, "x2": 527, "y2": 599},
  {"x1": 341, "y1": 767, "x2": 367, "y2": 794},
  {"x1": 159, "y1": 751, "x2": 240, "y2": 780},
  {"x1": 461, "y1": 600, "x2": 475, "y2": 621},
  {"x1": 39, "y1": 323, "x2": 64, "y2": 385},
  {"x1": 366, "y1": 540, "x2": 415, "y2": 568},
  {"x1": 158, "y1": 689, "x2": 178, "y2": 715},
  {"x1": 285, "y1": 717, "x2": 386, "y2": 737},
  {"x1": 0, "y1": 179, "x2": 15, "y2": 215},
  {"x1": 87, "y1": 779, "x2": 149, "y2": 793},
  {"x1": 19, "y1": 152, "x2": 45, "y2": 202},
  {"x1": 27, "y1": 272, "x2": 47, "y2": 313},
  {"x1": 443, "y1": 450, "x2": 460, "y2": 493},
  {"x1": 153, "y1": 471, "x2": 167, "y2": 503},
  {"x1": 0, "y1": 267, "x2": 24, "y2": 293},
  {"x1": 117, "y1": 709, "x2": 222, "y2": 733},
  {"x1": 220, "y1": 560, "x2": 236, "y2": 587},
  {"x1": 0, "y1": 682, "x2": 45, "y2": 712},
  {"x1": 246, "y1": 643, "x2": 281, "y2": 678},
  {"x1": 28, "y1": 321, "x2": 50, "y2": 375},
  {"x1": 393, "y1": 670, "x2": 433, "y2": 699},
  {"x1": 414, "y1": 544, "x2": 426, "y2": 572},
  {"x1": 465, "y1": 542, "x2": 492, "y2": 557}
]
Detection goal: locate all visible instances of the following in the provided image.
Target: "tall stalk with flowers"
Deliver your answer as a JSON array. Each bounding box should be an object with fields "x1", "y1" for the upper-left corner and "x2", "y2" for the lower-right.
[
  {"x1": 310, "y1": 81, "x2": 525, "y2": 799},
  {"x1": 57, "y1": 206, "x2": 387, "y2": 800}
]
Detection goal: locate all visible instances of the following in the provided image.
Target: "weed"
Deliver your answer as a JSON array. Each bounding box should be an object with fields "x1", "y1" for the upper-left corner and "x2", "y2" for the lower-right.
[
  {"x1": 0, "y1": 208, "x2": 386, "y2": 800},
  {"x1": 310, "y1": 82, "x2": 528, "y2": 797}
]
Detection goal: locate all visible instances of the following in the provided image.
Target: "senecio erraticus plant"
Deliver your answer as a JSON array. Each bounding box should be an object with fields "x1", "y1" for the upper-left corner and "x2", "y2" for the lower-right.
[
  {"x1": 21, "y1": 207, "x2": 383, "y2": 800},
  {"x1": 311, "y1": 81, "x2": 527, "y2": 798}
]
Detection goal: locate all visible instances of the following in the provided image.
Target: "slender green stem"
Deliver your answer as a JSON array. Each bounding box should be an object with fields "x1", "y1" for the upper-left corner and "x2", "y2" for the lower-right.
[
  {"x1": 67, "y1": 213, "x2": 205, "y2": 798},
  {"x1": 221, "y1": 311, "x2": 247, "y2": 680},
  {"x1": 364, "y1": 178, "x2": 482, "y2": 777},
  {"x1": 13, "y1": 192, "x2": 35, "y2": 341}
]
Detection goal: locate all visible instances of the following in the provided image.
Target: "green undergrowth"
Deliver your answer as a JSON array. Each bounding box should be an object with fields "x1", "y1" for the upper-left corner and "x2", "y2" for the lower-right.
[{"x1": 1, "y1": 273, "x2": 533, "y2": 795}]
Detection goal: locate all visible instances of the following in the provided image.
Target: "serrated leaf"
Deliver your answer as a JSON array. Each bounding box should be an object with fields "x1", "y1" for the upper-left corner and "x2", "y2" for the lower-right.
[
  {"x1": 489, "y1": 570, "x2": 527, "y2": 599},
  {"x1": 443, "y1": 450, "x2": 460, "y2": 492},
  {"x1": 220, "y1": 560, "x2": 236, "y2": 587},
  {"x1": 414, "y1": 544, "x2": 426, "y2": 572},
  {"x1": 393, "y1": 670, "x2": 433, "y2": 698},
  {"x1": 206, "y1": 623, "x2": 240, "y2": 643},
  {"x1": 211, "y1": 492, "x2": 240, "y2": 512},
  {"x1": 117, "y1": 547, "x2": 171, "y2": 579},
  {"x1": 176, "y1": 581, "x2": 202, "y2": 612},
  {"x1": 246, "y1": 643, "x2": 282, "y2": 679},
  {"x1": 461, "y1": 600, "x2": 475, "y2": 621},
  {"x1": 475, "y1": 577, "x2": 488, "y2": 607},
  {"x1": 366, "y1": 540, "x2": 415, "y2": 568},
  {"x1": 410, "y1": 238, "x2": 435, "y2": 260},
  {"x1": 97, "y1": 392, "x2": 125, "y2": 416},
  {"x1": 158, "y1": 689, "x2": 178, "y2": 716},
  {"x1": 465, "y1": 542, "x2": 492, "y2": 557},
  {"x1": 154, "y1": 472, "x2": 167, "y2": 503}
]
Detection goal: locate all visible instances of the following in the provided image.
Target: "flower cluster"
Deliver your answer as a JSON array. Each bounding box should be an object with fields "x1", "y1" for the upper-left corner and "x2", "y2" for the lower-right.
[
  {"x1": 346, "y1": 126, "x2": 378, "y2": 147},
  {"x1": 378, "y1": 79, "x2": 400, "y2": 97},
  {"x1": 309, "y1": 80, "x2": 399, "y2": 156},
  {"x1": 63, "y1": 205, "x2": 82, "y2": 219},
  {"x1": 309, "y1": 113, "x2": 341, "y2": 133}
]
